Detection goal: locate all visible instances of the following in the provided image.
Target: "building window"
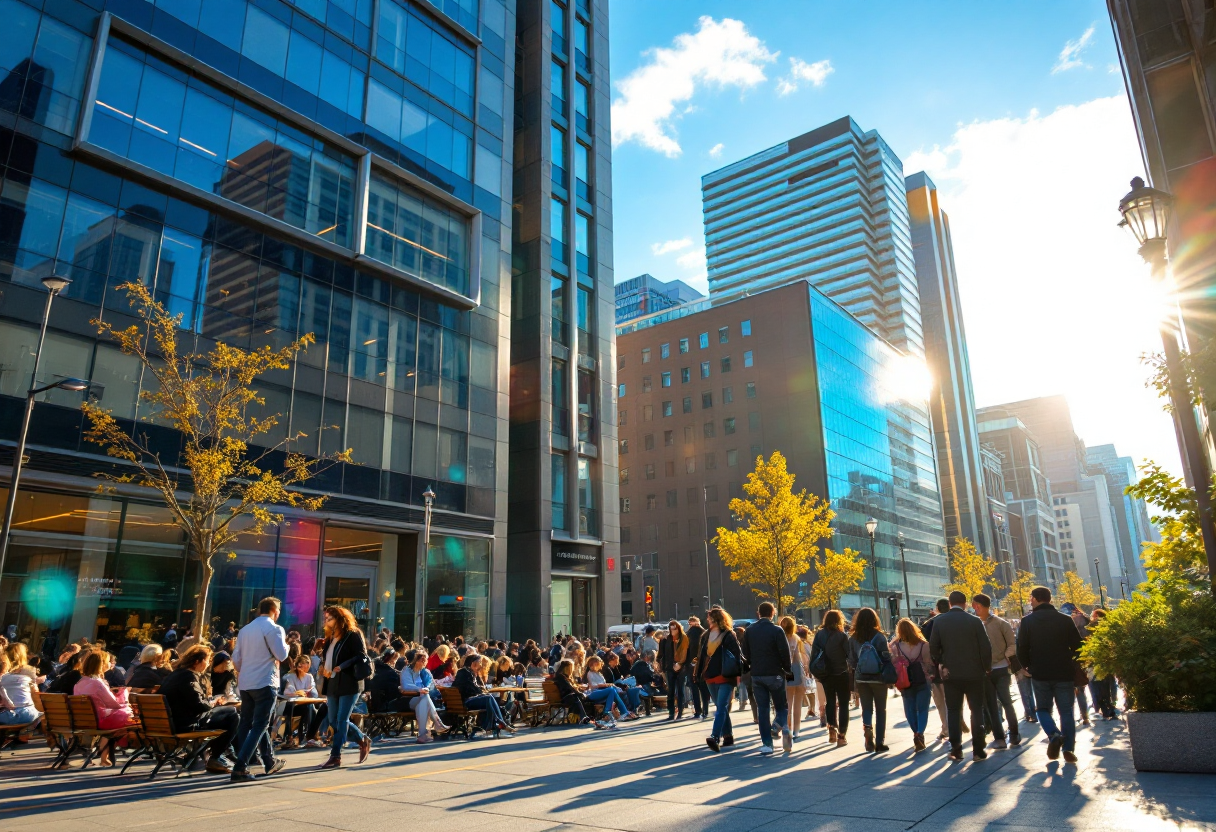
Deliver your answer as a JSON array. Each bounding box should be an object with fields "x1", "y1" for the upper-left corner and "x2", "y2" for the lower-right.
[
  {"x1": 665, "y1": 460, "x2": 675, "y2": 476},
  {"x1": 682, "y1": 397, "x2": 692, "y2": 413},
  {"x1": 619, "y1": 439, "x2": 628, "y2": 454},
  {"x1": 551, "y1": 197, "x2": 567, "y2": 264},
  {"x1": 642, "y1": 376, "x2": 652, "y2": 393},
  {"x1": 679, "y1": 338, "x2": 689, "y2": 353},
  {"x1": 575, "y1": 142, "x2": 590, "y2": 202},
  {"x1": 574, "y1": 79, "x2": 590, "y2": 132},
  {"x1": 642, "y1": 405, "x2": 653, "y2": 421},
  {"x1": 551, "y1": 123, "x2": 567, "y2": 188},
  {"x1": 366, "y1": 171, "x2": 473, "y2": 297},
  {"x1": 684, "y1": 426, "x2": 694, "y2": 444},
  {"x1": 618, "y1": 383, "x2": 626, "y2": 397},
  {"x1": 621, "y1": 467, "x2": 629, "y2": 484},
  {"x1": 720, "y1": 356, "x2": 731, "y2": 373},
  {"x1": 727, "y1": 449, "x2": 738, "y2": 467},
  {"x1": 749, "y1": 412, "x2": 761, "y2": 431},
  {"x1": 645, "y1": 463, "x2": 655, "y2": 480},
  {"x1": 746, "y1": 382, "x2": 756, "y2": 398},
  {"x1": 621, "y1": 527, "x2": 631, "y2": 543},
  {"x1": 743, "y1": 350, "x2": 753, "y2": 368},
  {"x1": 750, "y1": 443, "x2": 762, "y2": 457},
  {"x1": 702, "y1": 392, "x2": 713, "y2": 409},
  {"x1": 700, "y1": 361, "x2": 710, "y2": 379},
  {"x1": 724, "y1": 417, "x2": 736, "y2": 435},
  {"x1": 642, "y1": 347, "x2": 651, "y2": 363},
  {"x1": 706, "y1": 453, "x2": 717, "y2": 471},
  {"x1": 661, "y1": 343, "x2": 670, "y2": 359},
  {"x1": 662, "y1": 401, "x2": 673, "y2": 417},
  {"x1": 741, "y1": 320, "x2": 752, "y2": 336},
  {"x1": 646, "y1": 494, "x2": 657, "y2": 510},
  {"x1": 699, "y1": 332, "x2": 709, "y2": 349},
  {"x1": 681, "y1": 367, "x2": 691, "y2": 383},
  {"x1": 551, "y1": 57, "x2": 566, "y2": 113},
  {"x1": 723, "y1": 386, "x2": 733, "y2": 403},
  {"x1": 644, "y1": 434, "x2": 655, "y2": 450},
  {"x1": 551, "y1": 0, "x2": 567, "y2": 52},
  {"x1": 686, "y1": 457, "x2": 696, "y2": 474},
  {"x1": 666, "y1": 490, "x2": 678, "y2": 508},
  {"x1": 703, "y1": 421, "x2": 715, "y2": 438},
  {"x1": 661, "y1": 371, "x2": 671, "y2": 387},
  {"x1": 619, "y1": 409, "x2": 627, "y2": 425},
  {"x1": 664, "y1": 430, "x2": 674, "y2": 446},
  {"x1": 706, "y1": 484, "x2": 719, "y2": 500},
  {"x1": 668, "y1": 522, "x2": 679, "y2": 539},
  {"x1": 620, "y1": 497, "x2": 630, "y2": 513}
]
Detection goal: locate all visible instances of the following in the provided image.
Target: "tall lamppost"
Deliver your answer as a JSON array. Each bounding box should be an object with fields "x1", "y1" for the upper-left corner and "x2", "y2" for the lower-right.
[
  {"x1": 865, "y1": 517, "x2": 880, "y2": 612},
  {"x1": 0, "y1": 276, "x2": 87, "y2": 578},
  {"x1": 897, "y1": 532, "x2": 912, "y2": 619},
  {"x1": 1118, "y1": 177, "x2": 1216, "y2": 590},
  {"x1": 417, "y1": 485, "x2": 435, "y2": 638},
  {"x1": 701, "y1": 485, "x2": 712, "y2": 614},
  {"x1": 1095, "y1": 558, "x2": 1107, "y2": 609}
]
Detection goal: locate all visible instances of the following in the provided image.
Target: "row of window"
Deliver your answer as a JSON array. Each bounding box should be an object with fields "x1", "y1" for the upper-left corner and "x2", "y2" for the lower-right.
[
  {"x1": 622, "y1": 384, "x2": 758, "y2": 424},
  {"x1": 618, "y1": 415, "x2": 761, "y2": 456},
  {"x1": 628, "y1": 321, "x2": 752, "y2": 367},
  {"x1": 639, "y1": 354, "x2": 753, "y2": 390}
]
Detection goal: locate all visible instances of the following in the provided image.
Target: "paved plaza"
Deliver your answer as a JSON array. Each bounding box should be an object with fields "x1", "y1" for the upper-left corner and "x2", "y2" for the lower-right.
[{"x1": 1, "y1": 698, "x2": 1213, "y2": 832}]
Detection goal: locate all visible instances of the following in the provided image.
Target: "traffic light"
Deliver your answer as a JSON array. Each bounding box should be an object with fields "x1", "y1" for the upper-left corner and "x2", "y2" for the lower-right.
[
  {"x1": 645, "y1": 585, "x2": 654, "y2": 618},
  {"x1": 887, "y1": 595, "x2": 900, "y2": 624}
]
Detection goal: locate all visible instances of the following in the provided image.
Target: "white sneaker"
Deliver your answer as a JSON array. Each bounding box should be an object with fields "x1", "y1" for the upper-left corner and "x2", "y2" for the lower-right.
[{"x1": 759, "y1": 745, "x2": 774, "y2": 756}]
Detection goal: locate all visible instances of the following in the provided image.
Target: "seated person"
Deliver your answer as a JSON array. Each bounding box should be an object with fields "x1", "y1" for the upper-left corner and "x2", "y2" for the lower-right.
[
  {"x1": 584, "y1": 656, "x2": 637, "y2": 723},
  {"x1": 603, "y1": 652, "x2": 647, "y2": 714},
  {"x1": 396, "y1": 650, "x2": 447, "y2": 743},
  {"x1": 366, "y1": 648, "x2": 402, "y2": 713},
  {"x1": 525, "y1": 655, "x2": 549, "y2": 678},
  {"x1": 552, "y1": 659, "x2": 601, "y2": 728},
  {"x1": 0, "y1": 650, "x2": 40, "y2": 731},
  {"x1": 126, "y1": 644, "x2": 172, "y2": 690},
  {"x1": 159, "y1": 645, "x2": 239, "y2": 774},
  {"x1": 280, "y1": 654, "x2": 319, "y2": 749},
  {"x1": 426, "y1": 644, "x2": 450, "y2": 673},
  {"x1": 453, "y1": 655, "x2": 514, "y2": 737},
  {"x1": 74, "y1": 651, "x2": 136, "y2": 766},
  {"x1": 102, "y1": 652, "x2": 127, "y2": 689},
  {"x1": 630, "y1": 650, "x2": 664, "y2": 699},
  {"x1": 206, "y1": 652, "x2": 236, "y2": 700},
  {"x1": 46, "y1": 650, "x2": 85, "y2": 694},
  {"x1": 435, "y1": 657, "x2": 457, "y2": 681}
]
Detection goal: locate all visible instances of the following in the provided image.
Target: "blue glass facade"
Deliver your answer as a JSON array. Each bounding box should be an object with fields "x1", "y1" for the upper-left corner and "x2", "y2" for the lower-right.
[{"x1": 809, "y1": 288, "x2": 948, "y2": 613}]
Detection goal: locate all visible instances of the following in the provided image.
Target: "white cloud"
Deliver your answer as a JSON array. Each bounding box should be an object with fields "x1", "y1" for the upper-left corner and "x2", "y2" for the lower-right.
[
  {"x1": 708, "y1": 142, "x2": 725, "y2": 159},
  {"x1": 776, "y1": 57, "x2": 834, "y2": 96},
  {"x1": 1053, "y1": 25, "x2": 1096, "y2": 73},
  {"x1": 905, "y1": 97, "x2": 1182, "y2": 476},
  {"x1": 612, "y1": 17, "x2": 777, "y2": 157},
  {"x1": 651, "y1": 238, "x2": 693, "y2": 256},
  {"x1": 676, "y1": 249, "x2": 707, "y2": 272}
]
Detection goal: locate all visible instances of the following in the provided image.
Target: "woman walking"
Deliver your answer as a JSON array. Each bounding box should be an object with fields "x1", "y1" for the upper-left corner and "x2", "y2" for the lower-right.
[
  {"x1": 697, "y1": 607, "x2": 741, "y2": 752},
  {"x1": 891, "y1": 618, "x2": 934, "y2": 751},
  {"x1": 317, "y1": 606, "x2": 372, "y2": 769},
  {"x1": 811, "y1": 611, "x2": 851, "y2": 746},
  {"x1": 847, "y1": 608, "x2": 892, "y2": 753},
  {"x1": 779, "y1": 616, "x2": 810, "y2": 739}
]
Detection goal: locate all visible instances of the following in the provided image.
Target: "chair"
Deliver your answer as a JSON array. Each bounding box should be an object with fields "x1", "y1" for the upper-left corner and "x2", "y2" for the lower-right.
[
  {"x1": 130, "y1": 694, "x2": 223, "y2": 779},
  {"x1": 438, "y1": 686, "x2": 484, "y2": 739},
  {"x1": 522, "y1": 678, "x2": 555, "y2": 726},
  {"x1": 66, "y1": 695, "x2": 129, "y2": 769},
  {"x1": 35, "y1": 693, "x2": 79, "y2": 769}
]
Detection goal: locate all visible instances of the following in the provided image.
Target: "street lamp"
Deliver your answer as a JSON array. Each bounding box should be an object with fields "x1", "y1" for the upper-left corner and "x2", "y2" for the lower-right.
[
  {"x1": 701, "y1": 485, "x2": 712, "y2": 616},
  {"x1": 1095, "y1": 558, "x2": 1107, "y2": 609},
  {"x1": 897, "y1": 532, "x2": 912, "y2": 619},
  {"x1": 865, "y1": 516, "x2": 880, "y2": 612},
  {"x1": 416, "y1": 485, "x2": 435, "y2": 639},
  {"x1": 0, "y1": 276, "x2": 84, "y2": 578},
  {"x1": 1118, "y1": 176, "x2": 1216, "y2": 588}
]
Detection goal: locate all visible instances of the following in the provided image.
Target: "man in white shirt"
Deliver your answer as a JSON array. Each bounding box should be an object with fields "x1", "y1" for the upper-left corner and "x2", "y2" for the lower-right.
[{"x1": 230, "y1": 596, "x2": 290, "y2": 783}]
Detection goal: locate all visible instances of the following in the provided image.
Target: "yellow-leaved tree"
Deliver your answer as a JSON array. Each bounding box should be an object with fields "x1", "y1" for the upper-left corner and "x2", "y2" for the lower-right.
[
  {"x1": 804, "y1": 546, "x2": 867, "y2": 611},
  {"x1": 1057, "y1": 570, "x2": 1100, "y2": 609},
  {"x1": 1000, "y1": 569, "x2": 1038, "y2": 617},
  {"x1": 716, "y1": 451, "x2": 833, "y2": 615},
  {"x1": 82, "y1": 282, "x2": 351, "y2": 640},
  {"x1": 942, "y1": 537, "x2": 1001, "y2": 598}
]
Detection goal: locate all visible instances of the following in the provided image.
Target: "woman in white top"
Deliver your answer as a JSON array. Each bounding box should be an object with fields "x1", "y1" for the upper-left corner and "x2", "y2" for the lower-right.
[
  {"x1": 0, "y1": 652, "x2": 40, "y2": 729},
  {"x1": 780, "y1": 616, "x2": 811, "y2": 739},
  {"x1": 398, "y1": 650, "x2": 447, "y2": 743},
  {"x1": 280, "y1": 655, "x2": 319, "y2": 749}
]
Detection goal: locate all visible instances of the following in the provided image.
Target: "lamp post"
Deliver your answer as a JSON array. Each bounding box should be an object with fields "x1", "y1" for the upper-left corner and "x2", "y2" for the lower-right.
[
  {"x1": 1095, "y1": 558, "x2": 1106, "y2": 609},
  {"x1": 417, "y1": 485, "x2": 435, "y2": 639},
  {"x1": 0, "y1": 276, "x2": 85, "y2": 578},
  {"x1": 1118, "y1": 177, "x2": 1216, "y2": 593},
  {"x1": 701, "y1": 485, "x2": 712, "y2": 615},
  {"x1": 897, "y1": 532, "x2": 912, "y2": 619},
  {"x1": 865, "y1": 517, "x2": 880, "y2": 612}
]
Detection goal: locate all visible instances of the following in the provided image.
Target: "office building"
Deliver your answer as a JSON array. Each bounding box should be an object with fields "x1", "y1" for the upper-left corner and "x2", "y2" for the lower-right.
[
  {"x1": 614, "y1": 273, "x2": 703, "y2": 325},
  {"x1": 980, "y1": 443, "x2": 1019, "y2": 585},
  {"x1": 976, "y1": 409, "x2": 1064, "y2": 587},
  {"x1": 0, "y1": 0, "x2": 616, "y2": 652},
  {"x1": 1086, "y1": 444, "x2": 1156, "y2": 590},
  {"x1": 614, "y1": 280, "x2": 948, "y2": 624},
  {"x1": 701, "y1": 117, "x2": 925, "y2": 356},
  {"x1": 905, "y1": 172, "x2": 994, "y2": 558},
  {"x1": 508, "y1": 0, "x2": 618, "y2": 640},
  {"x1": 1052, "y1": 480, "x2": 1125, "y2": 599}
]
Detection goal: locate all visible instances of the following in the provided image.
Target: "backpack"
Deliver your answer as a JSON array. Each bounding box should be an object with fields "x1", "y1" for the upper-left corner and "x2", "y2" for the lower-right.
[
  {"x1": 856, "y1": 635, "x2": 884, "y2": 676},
  {"x1": 893, "y1": 643, "x2": 927, "y2": 689}
]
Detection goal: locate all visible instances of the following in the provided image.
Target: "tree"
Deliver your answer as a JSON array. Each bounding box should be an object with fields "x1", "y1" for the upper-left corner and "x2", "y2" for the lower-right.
[
  {"x1": 716, "y1": 451, "x2": 833, "y2": 615},
  {"x1": 1000, "y1": 569, "x2": 1038, "y2": 617},
  {"x1": 803, "y1": 546, "x2": 867, "y2": 611},
  {"x1": 942, "y1": 537, "x2": 1001, "y2": 598},
  {"x1": 82, "y1": 282, "x2": 350, "y2": 640},
  {"x1": 1057, "y1": 570, "x2": 1099, "y2": 610}
]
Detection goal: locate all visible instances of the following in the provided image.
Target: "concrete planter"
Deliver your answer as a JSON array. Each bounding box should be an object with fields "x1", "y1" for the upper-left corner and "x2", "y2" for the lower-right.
[{"x1": 1127, "y1": 711, "x2": 1216, "y2": 773}]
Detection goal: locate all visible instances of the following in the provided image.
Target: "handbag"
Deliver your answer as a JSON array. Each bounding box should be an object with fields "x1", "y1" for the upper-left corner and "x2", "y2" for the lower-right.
[
  {"x1": 892, "y1": 645, "x2": 912, "y2": 690},
  {"x1": 809, "y1": 645, "x2": 827, "y2": 679},
  {"x1": 721, "y1": 645, "x2": 741, "y2": 677}
]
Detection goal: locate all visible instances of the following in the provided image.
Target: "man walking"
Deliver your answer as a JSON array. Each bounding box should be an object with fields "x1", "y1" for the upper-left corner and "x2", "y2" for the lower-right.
[
  {"x1": 741, "y1": 602, "x2": 792, "y2": 755},
  {"x1": 1016, "y1": 586, "x2": 1083, "y2": 763},
  {"x1": 929, "y1": 590, "x2": 992, "y2": 762},
  {"x1": 972, "y1": 593, "x2": 1020, "y2": 749},
  {"x1": 231, "y1": 597, "x2": 290, "y2": 783},
  {"x1": 686, "y1": 616, "x2": 710, "y2": 720},
  {"x1": 920, "y1": 598, "x2": 952, "y2": 741}
]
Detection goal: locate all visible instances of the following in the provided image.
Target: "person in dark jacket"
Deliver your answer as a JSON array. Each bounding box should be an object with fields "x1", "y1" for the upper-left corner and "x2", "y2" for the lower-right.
[
  {"x1": 45, "y1": 651, "x2": 84, "y2": 694},
  {"x1": 158, "y1": 645, "x2": 239, "y2": 774},
  {"x1": 685, "y1": 616, "x2": 710, "y2": 720},
  {"x1": 657, "y1": 621, "x2": 691, "y2": 720},
  {"x1": 741, "y1": 602, "x2": 793, "y2": 755},
  {"x1": 696, "y1": 607, "x2": 741, "y2": 752},
  {"x1": 552, "y1": 659, "x2": 599, "y2": 727},
  {"x1": 453, "y1": 654, "x2": 514, "y2": 736},
  {"x1": 126, "y1": 645, "x2": 172, "y2": 690},
  {"x1": 367, "y1": 649, "x2": 402, "y2": 713},
  {"x1": 929, "y1": 591, "x2": 992, "y2": 761},
  {"x1": 316, "y1": 607, "x2": 372, "y2": 768},
  {"x1": 1016, "y1": 586, "x2": 1083, "y2": 763},
  {"x1": 811, "y1": 610, "x2": 851, "y2": 746}
]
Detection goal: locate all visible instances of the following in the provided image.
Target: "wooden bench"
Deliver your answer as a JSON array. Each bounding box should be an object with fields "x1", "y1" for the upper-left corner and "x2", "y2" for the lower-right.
[
  {"x1": 67, "y1": 695, "x2": 131, "y2": 769},
  {"x1": 130, "y1": 694, "x2": 223, "y2": 779},
  {"x1": 438, "y1": 686, "x2": 484, "y2": 739},
  {"x1": 34, "y1": 693, "x2": 80, "y2": 769}
]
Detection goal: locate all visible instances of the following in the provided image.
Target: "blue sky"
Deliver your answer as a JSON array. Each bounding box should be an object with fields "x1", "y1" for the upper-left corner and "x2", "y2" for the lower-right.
[{"x1": 606, "y1": 0, "x2": 1184, "y2": 478}]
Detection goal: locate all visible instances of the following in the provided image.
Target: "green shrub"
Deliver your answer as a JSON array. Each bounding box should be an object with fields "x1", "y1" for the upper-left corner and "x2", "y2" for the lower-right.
[{"x1": 1083, "y1": 574, "x2": 1216, "y2": 712}]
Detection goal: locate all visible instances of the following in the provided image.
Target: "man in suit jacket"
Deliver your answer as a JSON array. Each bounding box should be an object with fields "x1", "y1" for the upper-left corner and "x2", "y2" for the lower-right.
[{"x1": 930, "y1": 591, "x2": 993, "y2": 761}]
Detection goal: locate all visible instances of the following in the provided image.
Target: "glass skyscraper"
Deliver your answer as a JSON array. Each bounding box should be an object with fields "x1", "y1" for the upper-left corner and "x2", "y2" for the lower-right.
[{"x1": 614, "y1": 273, "x2": 704, "y2": 325}]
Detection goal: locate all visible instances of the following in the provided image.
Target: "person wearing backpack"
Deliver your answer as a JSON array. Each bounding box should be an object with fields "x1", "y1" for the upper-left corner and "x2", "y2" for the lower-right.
[
  {"x1": 811, "y1": 610, "x2": 851, "y2": 746},
  {"x1": 929, "y1": 590, "x2": 992, "y2": 762},
  {"x1": 890, "y1": 618, "x2": 935, "y2": 751},
  {"x1": 846, "y1": 608, "x2": 893, "y2": 753}
]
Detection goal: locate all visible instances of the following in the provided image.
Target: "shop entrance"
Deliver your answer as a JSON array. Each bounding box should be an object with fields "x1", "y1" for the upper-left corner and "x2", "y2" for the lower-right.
[
  {"x1": 551, "y1": 576, "x2": 595, "y2": 639},
  {"x1": 320, "y1": 561, "x2": 376, "y2": 635}
]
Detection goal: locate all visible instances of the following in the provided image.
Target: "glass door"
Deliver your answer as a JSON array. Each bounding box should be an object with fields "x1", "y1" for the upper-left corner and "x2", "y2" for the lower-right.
[
  {"x1": 572, "y1": 578, "x2": 591, "y2": 638},
  {"x1": 320, "y1": 561, "x2": 376, "y2": 635}
]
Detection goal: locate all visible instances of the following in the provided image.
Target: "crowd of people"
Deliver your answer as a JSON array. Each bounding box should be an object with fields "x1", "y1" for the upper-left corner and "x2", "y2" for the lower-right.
[{"x1": 0, "y1": 583, "x2": 1115, "y2": 781}]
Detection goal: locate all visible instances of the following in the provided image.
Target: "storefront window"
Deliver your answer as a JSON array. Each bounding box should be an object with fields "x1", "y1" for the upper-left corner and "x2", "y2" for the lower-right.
[
  {"x1": 100, "y1": 504, "x2": 189, "y2": 650},
  {"x1": 423, "y1": 535, "x2": 489, "y2": 639},
  {"x1": 275, "y1": 519, "x2": 321, "y2": 642},
  {"x1": 324, "y1": 526, "x2": 399, "y2": 633},
  {"x1": 209, "y1": 518, "x2": 278, "y2": 638}
]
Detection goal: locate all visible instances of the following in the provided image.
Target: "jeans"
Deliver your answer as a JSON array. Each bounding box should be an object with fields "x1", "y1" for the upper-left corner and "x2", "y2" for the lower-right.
[
  {"x1": 982, "y1": 667, "x2": 1018, "y2": 740},
  {"x1": 587, "y1": 686, "x2": 631, "y2": 718},
  {"x1": 1089, "y1": 677, "x2": 1116, "y2": 718},
  {"x1": 820, "y1": 673, "x2": 850, "y2": 735},
  {"x1": 1033, "y1": 680, "x2": 1077, "y2": 753},
  {"x1": 193, "y1": 705, "x2": 238, "y2": 759},
  {"x1": 235, "y1": 686, "x2": 277, "y2": 772},
  {"x1": 751, "y1": 675, "x2": 788, "y2": 747},
  {"x1": 900, "y1": 683, "x2": 931, "y2": 734},
  {"x1": 619, "y1": 686, "x2": 644, "y2": 713},
  {"x1": 464, "y1": 694, "x2": 505, "y2": 731},
  {"x1": 690, "y1": 675, "x2": 711, "y2": 716},
  {"x1": 1017, "y1": 675, "x2": 1036, "y2": 718},
  {"x1": 944, "y1": 678, "x2": 985, "y2": 754},
  {"x1": 857, "y1": 683, "x2": 888, "y2": 744},
  {"x1": 1075, "y1": 684, "x2": 1090, "y2": 720},
  {"x1": 326, "y1": 693, "x2": 366, "y2": 757},
  {"x1": 708, "y1": 682, "x2": 735, "y2": 740},
  {"x1": 665, "y1": 668, "x2": 688, "y2": 715},
  {"x1": 0, "y1": 706, "x2": 38, "y2": 726}
]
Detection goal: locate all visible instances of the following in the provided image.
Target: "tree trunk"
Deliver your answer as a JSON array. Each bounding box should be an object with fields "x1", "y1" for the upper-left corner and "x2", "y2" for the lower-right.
[{"x1": 191, "y1": 556, "x2": 215, "y2": 641}]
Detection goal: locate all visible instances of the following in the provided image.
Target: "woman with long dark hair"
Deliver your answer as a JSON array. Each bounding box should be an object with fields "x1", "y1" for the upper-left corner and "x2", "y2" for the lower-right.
[
  {"x1": 847, "y1": 607, "x2": 892, "y2": 753},
  {"x1": 811, "y1": 610, "x2": 851, "y2": 746},
  {"x1": 697, "y1": 607, "x2": 741, "y2": 752},
  {"x1": 316, "y1": 606, "x2": 372, "y2": 769},
  {"x1": 658, "y1": 620, "x2": 689, "y2": 720}
]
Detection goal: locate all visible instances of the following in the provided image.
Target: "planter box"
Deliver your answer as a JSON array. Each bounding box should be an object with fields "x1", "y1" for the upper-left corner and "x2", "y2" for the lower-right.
[{"x1": 1127, "y1": 711, "x2": 1216, "y2": 773}]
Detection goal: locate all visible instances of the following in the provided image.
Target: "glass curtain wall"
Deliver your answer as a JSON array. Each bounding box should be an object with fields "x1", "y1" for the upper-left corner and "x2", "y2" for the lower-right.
[{"x1": 422, "y1": 534, "x2": 489, "y2": 639}]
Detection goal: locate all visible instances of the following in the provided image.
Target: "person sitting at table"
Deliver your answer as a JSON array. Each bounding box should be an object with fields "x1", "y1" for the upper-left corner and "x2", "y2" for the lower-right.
[
  {"x1": 74, "y1": 650, "x2": 136, "y2": 766},
  {"x1": 397, "y1": 650, "x2": 448, "y2": 743},
  {"x1": 126, "y1": 644, "x2": 172, "y2": 690},
  {"x1": 552, "y1": 659, "x2": 602, "y2": 728},
  {"x1": 453, "y1": 655, "x2": 514, "y2": 738},
  {"x1": 367, "y1": 647, "x2": 402, "y2": 713},
  {"x1": 159, "y1": 645, "x2": 239, "y2": 774},
  {"x1": 584, "y1": 656, "x2": 637, "y2": 723},
  {"x1": 426, "y1": 644, "x2": 450, "y2": 673},
  {"x1": 435, "y1": 656, "x2": 457, "y2": 681},
  {"x1": 206, "y1": 651, "x2": 236, "y2": 700},
  {"x1": 492, "y1": 655, "x2": 515, "y2": 685},
  {"x1": 280, "y1": 654, "x2": 319, "y2": 750},
  {"x1": 46, "y1": 649, "x2": 86, "y2": 694},
  {"x1": 604, "y1": 651, "x2": 647, "y2": 715},
  {"x1": 526, "y1": 654, "x2": 549, "y2": 678}
]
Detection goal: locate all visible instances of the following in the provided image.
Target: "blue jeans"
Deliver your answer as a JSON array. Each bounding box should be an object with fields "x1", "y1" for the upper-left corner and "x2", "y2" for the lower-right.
[
  {"x1": 900, "y1": 683, "x2": 931, "y2": 734},
  {"x1": 751, "y1": 675, "x2": 788, "y2": 746},
  {"x1": 235, "y1": 686, "x2": 277, "y2": 772},
  {"x1": 1032, "y1": 680, "x2": 1076, "y2": 753},
  {"x1": 587, "y1": 686, "x2": 631, "y2": 717},
  {"x1": 326, "y1": 693, "x2": 366, "y2": 757},
  {"x1": 464, "y1": 694, "x2": 505, "y2": 731},
  {"x1": 708, "y1": 681, "x2": 735, "y2": 740},
  {"x1": 0, "y1": 706, "x2": 38, "y2": 725},
  {"x1": 619, "y1": 686, "x2": 644, "y2": 712},
  {"x1": 1017, "y1": 675, "x2": 1036, "y2": 718}
]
